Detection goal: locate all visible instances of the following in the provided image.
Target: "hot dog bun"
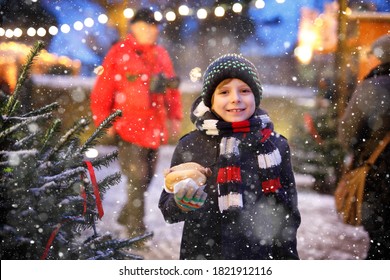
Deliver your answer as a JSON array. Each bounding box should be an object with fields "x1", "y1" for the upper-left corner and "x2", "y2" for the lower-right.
[{"x1": 164, "y1": 162, "x2": 212, "y2": 193}]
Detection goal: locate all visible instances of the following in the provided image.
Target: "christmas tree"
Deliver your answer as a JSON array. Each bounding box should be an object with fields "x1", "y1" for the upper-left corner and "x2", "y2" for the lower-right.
[
  {"x1": 0, "y1": 41, "x2": 152, "y2": 260},
  {"x1": 290, "y1": 83, "x2": 345, "y2": 194}
]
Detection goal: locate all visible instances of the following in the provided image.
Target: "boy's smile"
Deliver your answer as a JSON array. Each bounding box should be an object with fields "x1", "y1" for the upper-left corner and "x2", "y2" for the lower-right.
[{"x1": 211, "y1": 78, "x2": 256, "y2": 122}]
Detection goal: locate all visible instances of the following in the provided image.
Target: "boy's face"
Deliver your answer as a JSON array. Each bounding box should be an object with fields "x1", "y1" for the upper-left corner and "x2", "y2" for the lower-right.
[
  {"x1": 130, "y1": 21, "x2": 159, "y2": 45},
  {"x1": 211, "y1": 78, "x2": 256, "y2": 122}
]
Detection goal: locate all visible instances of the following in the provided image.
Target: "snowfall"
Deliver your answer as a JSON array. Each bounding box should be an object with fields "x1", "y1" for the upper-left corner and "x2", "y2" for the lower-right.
[{"x1": 91, "y1": 145, "x2": 369, "y2": 260}]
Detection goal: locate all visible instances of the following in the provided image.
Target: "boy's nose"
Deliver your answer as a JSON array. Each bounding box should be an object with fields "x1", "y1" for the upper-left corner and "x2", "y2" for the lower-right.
[{"x1": 230, "y1": 91, "x2": 241, "y2": 102}]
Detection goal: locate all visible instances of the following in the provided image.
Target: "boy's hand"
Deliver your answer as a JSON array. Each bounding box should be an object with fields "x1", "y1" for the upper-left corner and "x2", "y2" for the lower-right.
[
  {"x1": 173, "y1": 178, "x2": 207, "y2": 212},
  {"x1": 164, "y1": 162, "x2": 212, "y2": 193}
]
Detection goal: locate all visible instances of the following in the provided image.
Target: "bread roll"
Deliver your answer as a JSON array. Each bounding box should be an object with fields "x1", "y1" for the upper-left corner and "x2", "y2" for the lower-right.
[{"x1": 164, "y1": 162, "x2": 212, "y2": 193}]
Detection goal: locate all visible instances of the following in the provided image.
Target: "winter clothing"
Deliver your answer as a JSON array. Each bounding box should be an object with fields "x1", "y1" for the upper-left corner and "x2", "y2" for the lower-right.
[
  {"x1": 130, "y1": 8, "x2": 160, "y2": 25},
  {"x1": 370, "y1": 34, "x2": 390, "y2": 64},
  {"x1": 201, "y1": 54, "x2": 263, "y2": 108},
  {"x1": 338, "y1": 61, "x2": 390, "y2": 259},
  {"x1": 159, "y1": 97, "x2": 301, "y2": 260},
  {"x1": 192, "y1": 100, "x2": 281, "y2": 212},
  {"x1": 90, "y1": 24, "x2": 182, "y2": 237},
  {"x1": 115, "y1": 139, "x2": 158, "y2": 236},
  {"x1": 90, "y1": 34, "x2": 182, "y2": 149}
]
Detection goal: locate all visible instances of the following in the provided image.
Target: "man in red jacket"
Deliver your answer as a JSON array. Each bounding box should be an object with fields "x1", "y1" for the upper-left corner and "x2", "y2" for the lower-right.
[{"x1": 90, "y1": 8, "x2": 182, "y2": 238}]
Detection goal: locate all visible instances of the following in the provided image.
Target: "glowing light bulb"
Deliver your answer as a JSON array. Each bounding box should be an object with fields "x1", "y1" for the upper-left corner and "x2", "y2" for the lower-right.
[
  {"x1": 84, "y1": 17, "x2": 94, "y2": 27},
  {"x1": 215, "y1": 6, "x2": 225, "y2": 17},
  {"x1": 98, "y1": 14, "x2": 108, "y2": 24},
  {"x1": 166, "y1": 11, "x2": 176, "y2": 21},
  {"x1": 73, "y1": 21, "x2": 83, "y2": 31},
  {"x1": 60, "y1": 24, "x2": 71, "y2": 33},
  {"x1": 49, "y1": 26, "x2": 58, "y2": 35},
  {"x1": 27, "y1": 27, "x2": 36, "y2": 36},
  {"x1": 178, "y1": 5, "x2": 190, "y2": 16},
  {"x1": 123, "y1": 8, "x2": 134, "y2": 19},
  {"x1": 37, "y1": 27, "x2": 46, "y2": 37},
  {"x1": 197, "y1": 8, "x2": 207, "y2": 19},
  {"x1": 154, "y1": 11, "x2": 163, "y2": 22},
  {"x1": 232, "y1": 3, "x2": 243, "y2": 13}
]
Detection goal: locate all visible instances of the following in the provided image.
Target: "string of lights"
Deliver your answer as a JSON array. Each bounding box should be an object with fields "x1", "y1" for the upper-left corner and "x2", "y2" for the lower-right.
[{"x1": 0, "y1": 0, "x2": 282, "y2": 39}]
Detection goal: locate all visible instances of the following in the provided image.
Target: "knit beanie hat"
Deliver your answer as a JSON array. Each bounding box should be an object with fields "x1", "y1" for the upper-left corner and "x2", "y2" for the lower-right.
[
  {"x1": 201, "y1": 54, "x2": 263, "y2": 108},
  {"x1": 131, "y1": 8, "x2": 160, "y2": 25},
  {"x1": 370, "y1": 34, "x2": 390, "y2": 63}
]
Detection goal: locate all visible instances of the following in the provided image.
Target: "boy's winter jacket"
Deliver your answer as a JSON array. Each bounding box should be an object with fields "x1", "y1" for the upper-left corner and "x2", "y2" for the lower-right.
[{"x1": 159, "y1": 107, "x2": 301, "y2": 260}]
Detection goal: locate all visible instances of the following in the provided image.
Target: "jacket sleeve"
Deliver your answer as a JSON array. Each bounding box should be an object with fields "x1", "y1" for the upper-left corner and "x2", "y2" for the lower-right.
[
  {"x1": 338, "y1": 84, "x2": 366, "y2": 151},
  {"x1": 90, "y1": 46, "x2": 118, "y2": 127},
  {"x1": 338, "y1": 80, "x2": 389, "y2": 153},
  {"x1": 158, "y1": 138, "x2": 190, "y2": 223},
  {"x1": 275, "y1": 134, "x2": 301, "y2": 259},
  {"x1": 159, "y1": 47, "x2": 183, "y2": 121}
]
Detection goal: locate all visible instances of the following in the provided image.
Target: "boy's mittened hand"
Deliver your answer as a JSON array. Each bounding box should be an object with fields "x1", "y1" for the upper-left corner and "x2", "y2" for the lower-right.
[{"x1": 173, "y1": 178, "x2": 207, "y2": 212}]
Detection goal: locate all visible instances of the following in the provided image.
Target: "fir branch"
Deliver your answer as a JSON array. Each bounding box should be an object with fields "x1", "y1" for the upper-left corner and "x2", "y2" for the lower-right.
[
  {"x1": 0, "y1": 150, "x2": 38, "y2": 166},
  {"x1": 58, "y1": 196, "x2": 84, "y2": 206},
  {"x1": 4, "y1": 41, "x2": 45, "y2": 116},
  {"x1": 62, "y1": 138, "x2": 81, "y2": 160},
  {"x1": 0, "y1": 149, "x2": 38, "y2": 157},
  {"x1": 30, "y1": 181, "x2": 58, "y2": 196},
  {"x1": 61, "y1": 216, "x2": 86, "y2": 224},
  {"x1": 97, "y1": 232, "x2": 153, "y2": 251},
  {"x1": 84, "y1": 233, "x2": 112, "y2": 245},
  {"x1": 80, "y1": 233, "x2": 149, "y2": 260},
  {"x1": 42, "y1": 166, "x2": 85, "y2": 184},
  {"x1": 80, "y1": 110, "x2": 122, "y2": 154},
  {"x1": 0, "y1": 112, "x2": 51, "y2": 142},
  {"x1": 12, "y1": 132, "x2": 39, "y2": 150},
  {"x1": 88, "y1": 249, "x2": 115, "y2": 260},
  {"x1": 41, "y1": 118, "x2": 88, "y2": 162},
  {"x1": 22, "y1": 102, "x2": 59, "y2": 118},
  {"x1": 114, "y1": 250, "x2": 144, "y2": 260},
  {"x1": 20, "y1": 208, "x2": 37, "y2": 217},
  {"x1": 87, "y1": 150, "x2": 119, "y2": 170},
  {"x1": 40, "y1": 118, "x2": 62, "y2": 153},
  {"x1": 95, "y1": 172, "x2": 122, "y2": 195},
  {"x1": 29, "y1": 180, "x2": 82, "y2": 199}
]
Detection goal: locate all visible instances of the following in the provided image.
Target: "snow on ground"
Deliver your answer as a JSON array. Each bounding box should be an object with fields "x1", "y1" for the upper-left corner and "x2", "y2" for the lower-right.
[{"x1": 91, "y1": 145, "x2": 369, "y2": 260}]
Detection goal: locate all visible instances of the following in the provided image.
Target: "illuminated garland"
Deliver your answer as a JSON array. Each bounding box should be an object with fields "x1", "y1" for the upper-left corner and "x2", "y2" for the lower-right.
[{"x1": 0, "y1": 0, "x2": 281, "y2": 39}]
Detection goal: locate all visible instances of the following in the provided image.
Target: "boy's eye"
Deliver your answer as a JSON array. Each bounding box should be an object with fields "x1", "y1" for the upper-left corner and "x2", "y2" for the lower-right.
[
  {"x1": 218, "y1": 90, "x2": 228, "y2": 95},
  {"x1": 241, "y1": 88, "x2": 252, "y2": 93}
]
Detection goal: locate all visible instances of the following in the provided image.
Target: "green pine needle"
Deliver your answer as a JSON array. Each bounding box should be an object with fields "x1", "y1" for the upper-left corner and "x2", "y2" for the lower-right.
[
  {"x1": 41, "y1": 119, "x2": 62, "y2": 153},
  {"x1": 80, "y1": 110, "x2": 122, "y2": 154},
  {"x1": 4, "y1": 41, "x2": 45, "y2": 116}
]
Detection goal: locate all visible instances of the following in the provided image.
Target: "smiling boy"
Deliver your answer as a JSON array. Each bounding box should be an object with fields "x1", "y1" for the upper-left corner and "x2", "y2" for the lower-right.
[{"x1": 159, "y1": 54, "x2": 301, "y2": 260}]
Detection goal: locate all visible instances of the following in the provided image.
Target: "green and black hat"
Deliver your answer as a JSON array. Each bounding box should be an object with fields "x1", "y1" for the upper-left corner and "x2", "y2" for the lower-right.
[{"x1": 201, "y1": 53, "x2": 263, "y2": 108}]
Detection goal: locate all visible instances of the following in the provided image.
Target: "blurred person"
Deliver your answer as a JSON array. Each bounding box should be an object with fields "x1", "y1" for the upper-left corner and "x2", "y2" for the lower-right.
[
  {"x1": 90, "y1": 8, "x2": 182, "y2": 238},
  {"x1": 338, "y1": 34, "x2": 390, "y2": 259},
  {"x1": 159, "y1": 54, "x2": 301, "y2": 259}
]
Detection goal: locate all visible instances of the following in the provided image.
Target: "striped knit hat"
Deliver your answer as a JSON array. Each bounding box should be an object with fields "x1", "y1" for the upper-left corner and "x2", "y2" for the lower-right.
[{"x1": 201, "y1": 54, "x2": 263, "y2": 108}]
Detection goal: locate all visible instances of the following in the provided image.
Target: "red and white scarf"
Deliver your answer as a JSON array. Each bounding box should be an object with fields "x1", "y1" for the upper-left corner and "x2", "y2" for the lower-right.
[{"x1": 192, "y1": 99, "x2": 282, "y2": 212}]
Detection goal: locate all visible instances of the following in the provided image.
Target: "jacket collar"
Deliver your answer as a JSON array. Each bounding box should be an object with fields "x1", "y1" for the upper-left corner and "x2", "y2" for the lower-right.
[{"x1": 364, "y1": 62, "x2": 390, "y2": 80}]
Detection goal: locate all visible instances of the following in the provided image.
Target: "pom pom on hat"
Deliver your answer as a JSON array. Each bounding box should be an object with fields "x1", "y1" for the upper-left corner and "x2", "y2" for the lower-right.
[{"x1": 201, "y1": 54, "x2": 263, "y2": 108}]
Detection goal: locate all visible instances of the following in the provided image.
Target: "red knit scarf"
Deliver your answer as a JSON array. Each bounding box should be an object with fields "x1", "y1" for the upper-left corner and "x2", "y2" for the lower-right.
[{"x1": 192, "y1": 100, "x2": 282, "y2": 212}]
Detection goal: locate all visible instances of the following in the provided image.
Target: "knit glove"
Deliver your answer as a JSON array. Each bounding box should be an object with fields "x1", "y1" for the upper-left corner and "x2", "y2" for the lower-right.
[{"x1": 173, "y1": 178, "x2": 208, "y2": 212}]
